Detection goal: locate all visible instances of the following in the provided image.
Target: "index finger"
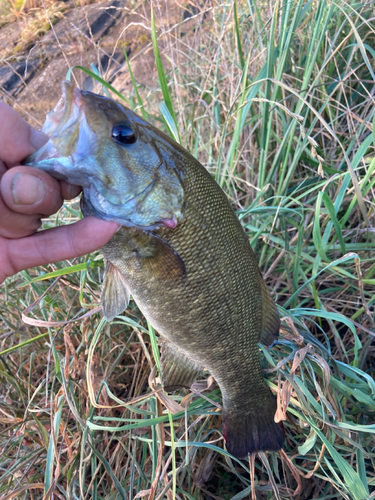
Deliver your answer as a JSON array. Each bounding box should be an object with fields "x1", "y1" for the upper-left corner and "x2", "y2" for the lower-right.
[
  {"x1": 3, "y1": 217, "x2": 120, "y2": 282},
  {"x1": 0, "y1": 102, "x2": 48, "y2": 167}
]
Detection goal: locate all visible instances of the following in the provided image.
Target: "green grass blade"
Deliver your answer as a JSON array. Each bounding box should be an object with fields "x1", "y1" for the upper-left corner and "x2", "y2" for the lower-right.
[
  {"x1": 233, "y1": 0, "x2": 245, "y2": 70},
  {"x1": 87, "y1": 440, "x2": 128, "y2": 500},
  {"x1": 44, "y1": 395, "x2": 64, "y2": 496},
  {"x1": 159, "y1": 101, "x2": 180, "y2": 143},
  {"x1": 66, "y1": 65, "x2": 130, "y2": 104},
  {"x1": 123, "y1": 44, "x2": 148, "y2": 119},
  {"x1": 150, "y1": 7, "x2": 180, "y2": 142},
  {"x1": 19, "y1": 261, "x2": 100, "y2": 286},
  {"x1": 307, "y1": 418, "x2": 369, "y2": 500},
  {"x1": 284, "y1": 253, "x2": 359, "y2": 308},
  {"x1": 313, "y1": 191, "x2": 328, "y2": 261}
]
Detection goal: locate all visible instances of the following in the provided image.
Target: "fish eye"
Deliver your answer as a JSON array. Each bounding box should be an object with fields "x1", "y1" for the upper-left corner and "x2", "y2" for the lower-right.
[{"x1": 112, "y1": 124, "x2": 137, "y2": 145}]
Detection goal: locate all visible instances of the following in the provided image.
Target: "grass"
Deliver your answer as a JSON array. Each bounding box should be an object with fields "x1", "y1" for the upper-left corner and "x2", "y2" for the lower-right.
[{"x1": 1, "y1": 0, "x2": 375, "y2": 498}]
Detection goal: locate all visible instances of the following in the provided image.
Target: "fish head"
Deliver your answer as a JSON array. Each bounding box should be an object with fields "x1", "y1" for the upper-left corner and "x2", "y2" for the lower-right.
[{"x1": 24, "y1": 81, "x2": 185, "y2": 229}]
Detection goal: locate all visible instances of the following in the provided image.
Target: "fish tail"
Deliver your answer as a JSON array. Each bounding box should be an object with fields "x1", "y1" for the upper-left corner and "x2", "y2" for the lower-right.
[{"x1": 222, "y1": 390, "x2": 284, "y2": 458}]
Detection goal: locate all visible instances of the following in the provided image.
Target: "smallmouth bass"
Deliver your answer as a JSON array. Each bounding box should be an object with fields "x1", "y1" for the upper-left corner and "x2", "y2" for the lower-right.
[{"x1": 25, "y1": 81, "x2": 284, "y2": 458}]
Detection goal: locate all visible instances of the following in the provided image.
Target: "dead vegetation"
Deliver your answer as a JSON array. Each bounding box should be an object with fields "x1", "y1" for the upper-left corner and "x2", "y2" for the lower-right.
[{"x1": 1, "y1": 0, "x2": 375, "y2": 499}]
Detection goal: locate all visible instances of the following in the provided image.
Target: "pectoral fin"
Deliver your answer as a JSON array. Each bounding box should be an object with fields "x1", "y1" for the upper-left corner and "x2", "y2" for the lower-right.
[
  {"x1": 258, "y1": 280, "x2": 280, "y2": 346},
  {"x1": 132, "y1": 233, "x2": 186, "y2": 282},
  {"x1": 101, "y1": 261, "x2": 130, "y2": 321},
  {"x1": 159, "y1": 339, "x2": 203, "y2": 392},
  {"x1": 102, "y1": 227, "x2": 186, "y2": 283}
]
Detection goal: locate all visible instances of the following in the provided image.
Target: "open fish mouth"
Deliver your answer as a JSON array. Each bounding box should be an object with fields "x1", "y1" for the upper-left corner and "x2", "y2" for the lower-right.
[
  {"x1": 24, "y1": 81, "x2": 88, "y2": 169},
  {"x1": 42, "y1": 81, "x2": 83, "y2": 137}
]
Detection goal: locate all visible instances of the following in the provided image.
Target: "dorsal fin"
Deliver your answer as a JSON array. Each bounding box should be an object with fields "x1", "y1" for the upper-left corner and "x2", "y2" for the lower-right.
[
  {"x1": 101, "y1": 261, "x2": 130, "y2": 321},
  {"x1": 159, "y1": 339, "x2": 203, "y2": 392},
  {"x1": 258, "y1": 280, "x2": 280, "y2": 346}
]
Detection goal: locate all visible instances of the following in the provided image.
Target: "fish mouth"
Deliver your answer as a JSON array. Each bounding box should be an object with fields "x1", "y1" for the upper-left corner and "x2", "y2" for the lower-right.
[
  {"x1": 42, "y1": 81, "x2": 84, "y2": 137},
  {"x1": 23, "y1": 81, "x2": 94, "y2": 178},
  {"x1": 25, "y1": 81, "x2": 164, "y2": 220}
]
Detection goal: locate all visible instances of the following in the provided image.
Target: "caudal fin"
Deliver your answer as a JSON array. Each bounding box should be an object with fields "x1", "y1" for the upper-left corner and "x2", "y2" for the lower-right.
[{"x1": 222, "y1": 392, "x2": 284, "y2": 458}]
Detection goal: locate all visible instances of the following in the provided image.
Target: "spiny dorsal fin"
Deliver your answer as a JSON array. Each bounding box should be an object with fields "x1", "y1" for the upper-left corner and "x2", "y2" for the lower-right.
[
  {"x1": 101, "y1": 260, "x2": 130, "y2": 321},
  {"x1": 159, "y1": 338, "x2": 203, "y2": 392},
  {"x1": 258, "y1": 279, "x2": 280, "y2": 346}
]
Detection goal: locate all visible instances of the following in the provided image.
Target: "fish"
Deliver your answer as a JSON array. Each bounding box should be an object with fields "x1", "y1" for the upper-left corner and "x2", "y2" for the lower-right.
[{"x1": 25, "y1": 80, "x2": 285, "y2": 458}]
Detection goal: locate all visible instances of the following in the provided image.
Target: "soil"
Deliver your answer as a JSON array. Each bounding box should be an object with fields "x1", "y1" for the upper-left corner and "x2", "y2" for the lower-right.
[{"x1": 0, "y1": 0, "x2": 198, "y2": 126}]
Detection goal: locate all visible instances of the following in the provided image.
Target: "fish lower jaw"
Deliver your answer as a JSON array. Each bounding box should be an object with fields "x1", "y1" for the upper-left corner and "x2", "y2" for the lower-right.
[
  {"x1": 82, "y1": 186, "x2": 180, "y2": 230},
  {"x1": 81, "y1": 195, "x2": 168, "y2": 230}
]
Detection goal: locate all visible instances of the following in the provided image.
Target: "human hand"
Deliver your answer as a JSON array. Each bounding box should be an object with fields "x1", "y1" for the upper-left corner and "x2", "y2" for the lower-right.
[{"x1": 0, "y1": 102, "x2": 120, "y2": 284}]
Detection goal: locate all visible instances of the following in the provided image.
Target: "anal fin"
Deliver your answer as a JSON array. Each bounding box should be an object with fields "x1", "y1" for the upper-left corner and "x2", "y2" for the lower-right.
[
  {"x1": 159, "y1": 339, "x2": 203, "y2": 392},
  {"x1": 101, "y1": 260, "x2": 130, "y2": 321}
]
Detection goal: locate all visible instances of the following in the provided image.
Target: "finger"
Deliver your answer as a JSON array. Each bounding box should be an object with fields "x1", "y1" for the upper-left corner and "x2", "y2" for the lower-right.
[
  {"x1": 0, "y1": 194, "x2": 42, "y2": 238},
  {"x1": 0, "y1": 102, "x2": 48, "y2": 166},
  {"x1": 3, "y1": 217, "x2": 120, "y2": 280},
  {"x1": 60, "y1": 180, "x2": 82, "y2": 200},
  {"x1": 1, "y1": 166, "x2": 63, "y2": 217}
]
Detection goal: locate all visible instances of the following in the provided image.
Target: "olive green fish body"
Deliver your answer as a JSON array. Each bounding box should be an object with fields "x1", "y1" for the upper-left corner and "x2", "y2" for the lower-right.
[
  {"x1": 102, "y1": 142, "x2": 284, "y2": 457},
  {"x1": 25, "y1": 82, "x2": 284, "y2": 457}
]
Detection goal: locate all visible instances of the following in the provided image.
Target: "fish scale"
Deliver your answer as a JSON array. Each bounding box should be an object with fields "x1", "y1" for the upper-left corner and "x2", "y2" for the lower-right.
[{"x1": 25, "y1": 81, "x2": 285, "y2": 458}]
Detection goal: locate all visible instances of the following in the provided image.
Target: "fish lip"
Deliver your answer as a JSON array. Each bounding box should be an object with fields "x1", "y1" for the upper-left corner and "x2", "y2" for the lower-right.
[
  {"x1": 24, "y1": 82, "x2": 87, "y2": 166},
  {"x1": 41, "y1": 81, "x2": 85, "y2": 137}
]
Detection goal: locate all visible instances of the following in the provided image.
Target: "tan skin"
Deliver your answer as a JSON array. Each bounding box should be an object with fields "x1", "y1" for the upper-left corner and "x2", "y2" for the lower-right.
[{"x1": 0, "y1": 102, "x2": 120, "y2": 283}]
